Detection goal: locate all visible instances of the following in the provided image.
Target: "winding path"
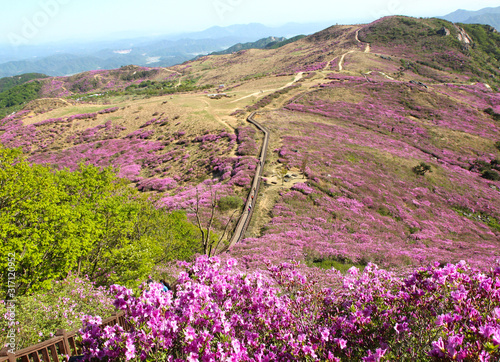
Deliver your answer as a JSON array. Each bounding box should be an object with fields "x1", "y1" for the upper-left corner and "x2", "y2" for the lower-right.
[
  {"x1": 336, "y1": 28, "x2": 371, "y2": 71},
  {"x1": 225, "y1": 27, "x2": 373, "y2": 249},
  {"x1": 230, "y1": 73, "x2": 304, "y2": 103},
  {"x1": 338, "y1": 50, "x2": 354, "y2": 71}
]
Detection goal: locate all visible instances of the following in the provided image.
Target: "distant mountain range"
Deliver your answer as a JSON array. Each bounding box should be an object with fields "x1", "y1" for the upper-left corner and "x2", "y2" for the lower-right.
[
  {"x1": 440, "y1": 6, "x2": 500, "y2": 30},
  {"x1": 0, "y1": 22, "x2": 330, "y2": 78},
  {"x1": 3, "y1": 9, "x2": 500, "y2": 79}
]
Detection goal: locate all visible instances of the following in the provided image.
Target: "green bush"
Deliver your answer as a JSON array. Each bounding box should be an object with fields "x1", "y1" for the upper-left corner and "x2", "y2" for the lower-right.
[
  {"x1": 412, "y1": 162, "x2": 432, "y2": 176},
  {"x1": 218, "y1": 196, "x2": 243, "y2": 211},
  {"x1": 0, "y1": 275, "x2": 115, "y2": 349},
  {"x1": 485, "y1": 108, "x2": 500, "y2": 121},
  {"x1": 482, "y1": 169, "x2": 500, "y2": 181},
  {"x1": 0, "y1": 81, "x2": 42, "y2": 118}
]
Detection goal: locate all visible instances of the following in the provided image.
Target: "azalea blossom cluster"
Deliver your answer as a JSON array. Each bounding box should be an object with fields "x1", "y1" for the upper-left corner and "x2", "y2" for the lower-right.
[
  {"x1": 235, "y1": 127, "x2": 258, "y2": 156},
  {"x1": 80, "y1": 256, "x2": 500, "y2": 361}
]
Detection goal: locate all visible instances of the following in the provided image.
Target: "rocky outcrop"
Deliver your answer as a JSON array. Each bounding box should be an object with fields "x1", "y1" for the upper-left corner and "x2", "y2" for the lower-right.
[
  {"x1": 437, "y1": 27, "x2": 451, "y2": 36},
  {"x1": 454, "y1": 25, "x2": 473, "y2": 44}
]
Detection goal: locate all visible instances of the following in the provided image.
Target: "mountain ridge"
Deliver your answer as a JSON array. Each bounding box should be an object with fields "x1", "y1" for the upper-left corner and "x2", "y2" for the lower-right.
[{"x1": 441, "y1": 6, "x2": 500, "y2": 30}]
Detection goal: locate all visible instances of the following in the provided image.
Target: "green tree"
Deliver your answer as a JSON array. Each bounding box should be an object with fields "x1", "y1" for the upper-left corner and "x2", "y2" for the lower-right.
[
  {"x1": 278, "y1": 165, "x2": 289, "y2": 185},
  {"x1": 412, "y1": 162, "x2": 432, "y2": 176},
  {"x1": 0, "y1": 147, "x2": 202, "y2": 296}
]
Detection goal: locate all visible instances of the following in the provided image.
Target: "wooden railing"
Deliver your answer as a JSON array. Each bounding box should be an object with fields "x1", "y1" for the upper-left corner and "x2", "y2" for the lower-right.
[
  {"x1": 0, "y1": 311, "x2": 127, "y2": 362},
  {"x1": 226, "y1": 111, "x2": 270, "y2": 248}
]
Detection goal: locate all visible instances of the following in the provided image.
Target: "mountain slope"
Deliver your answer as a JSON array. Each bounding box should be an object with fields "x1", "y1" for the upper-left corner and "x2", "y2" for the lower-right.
[
  {"x1": 1, "y1": 16, "x2": 500, "y2": 272},
  {"x1": 0, "y1": 73, "x2": 48, "y2": 93},
  {"x1": 210, "y1": 37, "x2": 286, "y2": 56},
  {"x1": 441, "y1": 6, "x2": 500, "y2": 22}
]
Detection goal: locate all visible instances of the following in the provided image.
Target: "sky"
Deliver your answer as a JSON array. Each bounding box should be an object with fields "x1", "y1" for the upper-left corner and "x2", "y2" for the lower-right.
[{"x1": 1, "y1": 0, "x2": 499, "y2": 47}]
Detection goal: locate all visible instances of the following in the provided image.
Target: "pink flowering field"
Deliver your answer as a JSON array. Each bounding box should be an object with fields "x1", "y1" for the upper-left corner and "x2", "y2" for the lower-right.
[
  {"x1": 230, "y1": 76, "x2": 500, "y2": 271},
  {"x1": 80, "y1": 256, "x2": 500, "y2": 361}
]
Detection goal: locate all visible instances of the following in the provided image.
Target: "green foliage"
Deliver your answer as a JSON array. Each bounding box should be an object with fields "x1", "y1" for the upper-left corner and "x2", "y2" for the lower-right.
[
  {"x1": 278, "y1": 165, "x2": 289, "y2": 185},
  {"x1": 304, "y1": 247, "x2": 366, "y2": 273},
  {"x1": 361, "y1": 17, "x2": 500, "y2": 84},
  {"x1": 123, "y1": 78, "x2": 211, "y2": 96},
  {"x1": 310, "y1": 258, "x2": 366, "y2": 274},
  {"x1": 120, "y1": 69, "x2": 159, "y2": 81},
  {"x1": 361, "y1": 17, "x2": 457, "y2": 50},
  {"x1": 461, "y1": 24, "x2": 500, "y2": 63},
  {"x1": 210, "y1": 36, "x2": 288, "y2": 55},
  {"x1": 241, "y1": 73, "x2": 269, "y2": 81},
  {"x1": 482, "y1": 169, "x2": 500, "y2": 181},
  {"x1": 0, "y1": 81, "x2": 42, "y2": 118},
  {"x1": 412, "y1": 162, "x2": 432, "y2": 176},
  {"x1": 217, "y1": 196, "x2": 243, "y2": 211},
  {"x1": 376, "y1": 206, "x2": 392, "y2": 217},
  {"x1": 0, "y1": 73, "x2": 48, "y2": 93},
  {"x1": 0, "y1": 147, "x2": 201, "y2": 297},
  {"x1": 485, "y1": 108, "x2": 500, "y2": 121},
  {"x1": 453, "y1": 206, "x2": 500, "y2": 233},
  {"x1": 0, "y1": 275, "x2": 115, "y2": 349}
]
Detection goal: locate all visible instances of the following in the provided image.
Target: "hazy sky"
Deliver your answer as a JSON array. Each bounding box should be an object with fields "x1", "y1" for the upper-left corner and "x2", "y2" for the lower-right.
[{"x1": 2, "y1": 0, "x2": 499, "y2": 46}]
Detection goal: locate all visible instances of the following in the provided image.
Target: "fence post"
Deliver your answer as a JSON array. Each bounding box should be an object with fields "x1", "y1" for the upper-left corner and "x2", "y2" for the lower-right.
[
  {"x1": 56, "y1": 329, "x2": 71, "y2": 355},
  {"x1": 0, "y1": 347, "x2": 16, "y2": 362}
]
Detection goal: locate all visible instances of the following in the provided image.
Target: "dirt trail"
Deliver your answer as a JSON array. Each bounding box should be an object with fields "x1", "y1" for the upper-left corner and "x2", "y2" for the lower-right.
[
  {"x1": 338, "y1": 50, "x2": 354, "y2": 71},
  {"x1": 230, "y1": 90, "x2": 273, "y2": 103},
  {"x1": 324, "y1": 57, "x2": 337, "y2": 71},
  {"x1": 379, "y1": 72, "x2": 395, "y2": 80},
  {"x1": 201, "y1": 99, "x2": 235, "y2": 131},
  {"x1": 230, "y1": 72, "x2": 304, "y2": 104},
  {"x1": 164, "y1": 68, "x2": 182, "y2": 76},
  {"x1": 355, "y1": 28, "x2": 370, "y2": 53},
  {"x1": 162, "y1": 68, "x2": 182, "y2": 86}
]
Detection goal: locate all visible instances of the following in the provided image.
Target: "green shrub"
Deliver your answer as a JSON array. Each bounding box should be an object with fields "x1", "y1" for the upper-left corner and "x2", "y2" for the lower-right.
[
  {"x1": 482, "y1": 169, "x2": 500, "y2": 181},
  {"x1": 218, "y1": 196, "x2": 243, "y2": 211},
  {"x1": 485, "y1": 108, "x2": 500, "y2": 121},
  {"x1": 412, "y1": 162, "x2": 432, "y2": 176},
  {"x1": 377, "y1": 206, "x2": 392, "y2": 217},
  {"x1": 0, "y1": 275, "x2": 115, "y2": 349}
]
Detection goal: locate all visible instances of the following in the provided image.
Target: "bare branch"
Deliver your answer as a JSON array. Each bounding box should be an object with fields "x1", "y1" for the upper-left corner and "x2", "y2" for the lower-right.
[
  {"x1": 194, "y1": 186, "x2": 207, "y2": 253},
  {"x1": 212, "y1": 209, "x2": 239, "y2": 255}
]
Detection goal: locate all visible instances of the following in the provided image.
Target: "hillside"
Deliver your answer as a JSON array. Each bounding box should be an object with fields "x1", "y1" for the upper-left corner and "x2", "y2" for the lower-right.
[
  {"x1": 0, "y1": 73, "x2": 48, "y2": 93},
  {"x1": 210, "y1": 36, "x2": 287, "y2": 55},
  {"x1": 1, "y1": 16, "x2": 500, "y2": 274},
  {"x1": 2, "y1": 14, "x2": 500, "y2": 360}
]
